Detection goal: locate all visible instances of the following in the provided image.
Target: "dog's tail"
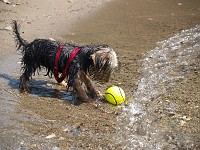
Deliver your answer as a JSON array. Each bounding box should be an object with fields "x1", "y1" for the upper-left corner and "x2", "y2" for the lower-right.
[{"x1": 12, "y1": 20, "x2": 28, "y2": 50}]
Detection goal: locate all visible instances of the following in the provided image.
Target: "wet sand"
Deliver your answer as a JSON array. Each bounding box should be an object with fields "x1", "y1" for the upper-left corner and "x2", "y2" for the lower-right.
[{"x1": 0, "y1": 0, "x2": 200, "y2": 149}]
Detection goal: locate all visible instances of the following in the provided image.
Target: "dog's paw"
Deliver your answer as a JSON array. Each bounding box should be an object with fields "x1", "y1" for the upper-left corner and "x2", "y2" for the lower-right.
[
  {"x1": 20, "y1": 89, "x2": 29, "y2": 94},
  {"x1": 19, "y1": 85, "x2": 30, "y2": 94},
  {"x1": 19, "y1": 89, "x2": 29, "y2": 97},
  {"x1": 90, "y1": 90, "x2": 103, "y2": 99},
  {"x1": 96, "y1": 90, "x2": 103, "y2": 97}
]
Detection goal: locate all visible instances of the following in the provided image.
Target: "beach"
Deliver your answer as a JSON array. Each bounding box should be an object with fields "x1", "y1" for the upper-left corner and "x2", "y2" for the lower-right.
[{"x1": 0, "y1": 0, "x2": 200, "y2": 149}]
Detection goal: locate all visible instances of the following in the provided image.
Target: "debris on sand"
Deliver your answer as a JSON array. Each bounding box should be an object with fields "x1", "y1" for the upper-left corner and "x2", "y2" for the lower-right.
[
  {"x1": 45, "y1": 133, "x2": 56, "y2": 139},
  {"x1": 0, "y1": 25, "x2": 13, "y2": 31},
  {"x1": 3, "y1": 0, "x2": 11, "y2": 4},
  {"x1": 68, "y1": 0, "x2": 74, "y2": 3},
  {"x1": 3, "y1": 0, "x2": 21, "y2": 5}
]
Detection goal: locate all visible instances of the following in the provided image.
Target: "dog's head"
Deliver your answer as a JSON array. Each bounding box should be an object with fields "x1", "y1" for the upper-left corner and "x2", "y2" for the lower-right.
[{"x1": 89, "y1": 47, "x2": 118, "y2": 83}]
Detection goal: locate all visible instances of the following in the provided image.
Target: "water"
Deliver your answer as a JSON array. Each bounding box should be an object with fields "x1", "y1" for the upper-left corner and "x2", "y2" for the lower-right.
[
  {"x1": 0, "y1": 27, "x2": 199, "y2": 150},
  {"x1": 116, "y1": 26, "x2": 200, "y2": 149},
  {"x1": 0, "y1": 54, "x2": 73, "y2": 149}
]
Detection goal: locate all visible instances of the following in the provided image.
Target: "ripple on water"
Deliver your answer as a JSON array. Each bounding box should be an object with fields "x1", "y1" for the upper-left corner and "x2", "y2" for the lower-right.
[{"x1": 116, "y1": 25, "x2": 200, "y2": 149}]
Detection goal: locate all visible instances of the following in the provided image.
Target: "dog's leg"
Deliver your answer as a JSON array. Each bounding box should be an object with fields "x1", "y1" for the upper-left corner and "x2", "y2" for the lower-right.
[
  {"x1": 19, "y1": 66, "x2": 33, "y2": 93},
  {"x1": 73, "y1": 79, "x2": 92, "y2": 102},
  {"x1": 79, "y1": 71, "x2": 102, "y2": 99},
  {"x1": 19, "y1": 74, "x2": 29, "y2": 92},
  {"x1": 73, "y1": 71, "x2": 94, "y2": 102}
]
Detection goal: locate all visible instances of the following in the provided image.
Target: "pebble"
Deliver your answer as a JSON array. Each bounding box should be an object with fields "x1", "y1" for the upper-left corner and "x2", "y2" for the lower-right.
[
  {"x1": 4, "y1": 26, "x2": 12, "y2": 31},
  {"x1": 181, "y1": 115, "x2": 191, "y2": 121},
  {"x1": 45, "y1": 133, "x2": 56, "y2": 139},
  {"x1": 52, "y1": 146, "x2": 60, "y2": 150},
  {"x1": 3, "y1": 0, "x2": 11, "y2": 4},
  {"x1": 49, "y1": 37, "x2": 56, "y2": 41},
  {"x1": 180, "y1": 120, "x2": 186, "y2": 126}
]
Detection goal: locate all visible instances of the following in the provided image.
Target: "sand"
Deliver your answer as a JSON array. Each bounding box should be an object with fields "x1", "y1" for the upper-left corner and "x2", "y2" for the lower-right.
[{"x1": 0, "y1": 0, "x2": 200, "y2": 149}]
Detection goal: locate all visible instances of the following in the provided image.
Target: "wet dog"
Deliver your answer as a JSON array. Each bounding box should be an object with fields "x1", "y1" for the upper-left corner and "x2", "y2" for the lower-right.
[{"x1": 13, "y1": 21, "x2": 118, "y2": 102}]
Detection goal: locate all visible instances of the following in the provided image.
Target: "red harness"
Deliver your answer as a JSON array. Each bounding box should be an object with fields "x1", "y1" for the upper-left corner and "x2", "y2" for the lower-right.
[{"x1": 53, "y1": 44, "x2": 81, "y2": 83}]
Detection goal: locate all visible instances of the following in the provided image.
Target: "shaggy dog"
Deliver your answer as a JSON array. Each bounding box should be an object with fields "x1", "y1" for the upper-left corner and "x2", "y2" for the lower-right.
[{"x1": 13, "y1": 21, "x2": 118, "y2": 102}]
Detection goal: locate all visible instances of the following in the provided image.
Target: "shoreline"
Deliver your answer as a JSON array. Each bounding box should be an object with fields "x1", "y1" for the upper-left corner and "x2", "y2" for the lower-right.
[{"x1": 0, "y1": 0, "x2": 200, "y2": 149}]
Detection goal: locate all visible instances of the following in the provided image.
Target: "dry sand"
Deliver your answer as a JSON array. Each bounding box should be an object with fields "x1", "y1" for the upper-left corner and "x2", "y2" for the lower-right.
[{"x1": 0, "y1": 0, "x2": 110, "y2": 57}]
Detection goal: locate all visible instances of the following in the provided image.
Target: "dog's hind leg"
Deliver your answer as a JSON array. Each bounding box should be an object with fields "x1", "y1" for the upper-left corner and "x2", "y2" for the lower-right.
[
  {"x1": 19, "y1": 67, "x2": 34, "y2": 93},
  {"x1": 19, "y1": 74, "x2": 29, "y2": 92}
]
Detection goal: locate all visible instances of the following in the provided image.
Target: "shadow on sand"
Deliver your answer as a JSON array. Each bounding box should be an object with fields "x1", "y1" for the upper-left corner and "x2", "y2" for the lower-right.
[{"x1": 0, "y1": 73, "x2": 79, "y2": 104}]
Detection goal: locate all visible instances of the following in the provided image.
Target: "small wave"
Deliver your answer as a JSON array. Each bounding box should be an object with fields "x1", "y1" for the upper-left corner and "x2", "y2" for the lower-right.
[{"x1": 116, "y1": 25, "x2": 200, "y2": 149}]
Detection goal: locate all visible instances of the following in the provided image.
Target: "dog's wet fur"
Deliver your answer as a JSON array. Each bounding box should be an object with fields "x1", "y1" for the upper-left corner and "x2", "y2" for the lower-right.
[{"x1": 13, "y1": 20, "x2": 118, "y2": 102}]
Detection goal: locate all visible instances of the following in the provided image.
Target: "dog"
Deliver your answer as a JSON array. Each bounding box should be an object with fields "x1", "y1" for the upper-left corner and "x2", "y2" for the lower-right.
[{"x1": 12, "y1": 20, "x2": 118, "y2": 102}]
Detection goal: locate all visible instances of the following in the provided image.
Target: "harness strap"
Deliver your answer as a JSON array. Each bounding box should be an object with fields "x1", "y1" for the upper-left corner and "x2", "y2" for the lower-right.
[{"x1": 53, "y1": 44, "x2": 81, "y2": 83}]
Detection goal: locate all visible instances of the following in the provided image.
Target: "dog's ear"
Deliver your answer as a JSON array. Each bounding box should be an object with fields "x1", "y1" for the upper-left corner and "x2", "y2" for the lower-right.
[
  {"x1": 91, "y1": 49, "x2": 118, "y2": 71},
  {"x1": 89, "y1": 48, "x2": 118, "y2": 82},
  {"x1": 91, "y1": 53, "x2": 97, "y2": 67},
  {"x1": 90, "y1": 51, "x2": 107, "y2": 71}
]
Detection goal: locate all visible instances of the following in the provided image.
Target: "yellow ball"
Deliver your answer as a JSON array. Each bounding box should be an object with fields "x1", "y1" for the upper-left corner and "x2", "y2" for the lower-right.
[{"x1": 104, "y1": 86, "x2": 125, "y2": 105}]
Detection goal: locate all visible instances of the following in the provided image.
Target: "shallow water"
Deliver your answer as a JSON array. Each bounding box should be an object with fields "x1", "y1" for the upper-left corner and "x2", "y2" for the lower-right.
[
  {"x1": 0, "y1": 54, "x2": 54, "y2": 148},
  {"x1": 116, "y1": 26, "x2": 200, "y2": 149}
]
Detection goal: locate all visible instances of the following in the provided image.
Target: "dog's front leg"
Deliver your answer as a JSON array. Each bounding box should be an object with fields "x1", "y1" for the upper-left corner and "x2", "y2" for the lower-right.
[
  {"x1": 79, "y1": 71, "x2": 102, "y2": 99},
  {"x1": 73, "y1": 72, "x2": 94, "y2": 102}
]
